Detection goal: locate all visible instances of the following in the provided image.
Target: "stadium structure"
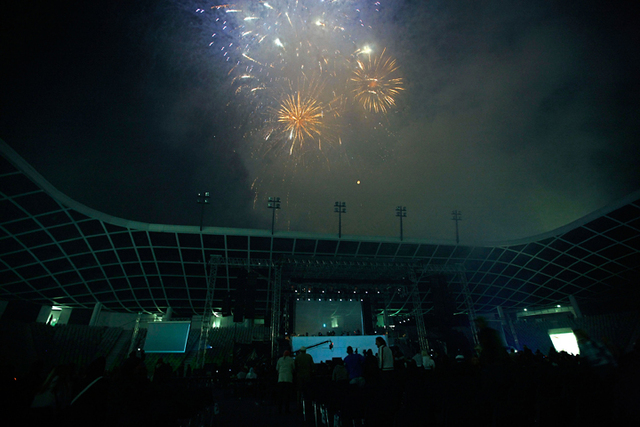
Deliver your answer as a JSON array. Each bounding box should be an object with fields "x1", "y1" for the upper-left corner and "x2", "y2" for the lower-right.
[{"x1": 1, "y1": 138, "x2": 639, "y2": 369}]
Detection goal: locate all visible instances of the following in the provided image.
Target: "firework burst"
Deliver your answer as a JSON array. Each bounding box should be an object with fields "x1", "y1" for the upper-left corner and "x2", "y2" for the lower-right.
[
  {"x1": 198, "y1": 0, "x2": 404, "y2": 192},
  {"x1": 277, "y1": 92, "x2": 324, "y2": 154},
  {"x1": 351, "y1": 48, "x2": 403, "y2": 114},
  {"x1": 263, "y1": 76, "x2": 344, "y2": 156}
]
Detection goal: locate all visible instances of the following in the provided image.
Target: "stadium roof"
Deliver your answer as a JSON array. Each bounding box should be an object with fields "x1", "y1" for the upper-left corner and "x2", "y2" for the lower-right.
[{"x1": 1, "y1": 139, "x2": 639, "y2": 319}]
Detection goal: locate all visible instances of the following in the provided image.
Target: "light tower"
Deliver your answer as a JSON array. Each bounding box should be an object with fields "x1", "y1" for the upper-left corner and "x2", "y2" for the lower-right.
[
  {"x1": 267, "y1": 197, "x2": 281, "y2": 235},
  {"x1": 334, "y1": 201, "x2": 346, "y2": 238},
  {"x1": 396, "y1": 206, "x2": 407, "y2": 241},
  {"x1": 196, "y1": 192, "x2": 210, "y2": 231},
  {"x1": 451, "y1": 210, "x2": 462, "y2": 244}
]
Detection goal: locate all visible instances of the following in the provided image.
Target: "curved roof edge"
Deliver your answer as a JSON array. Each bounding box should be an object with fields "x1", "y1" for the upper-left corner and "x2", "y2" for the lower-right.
[
  {"x1": 3, "y1": 138, "x2": 639, "y2": 247},
  {"x1": 479, "y1": 188, "x2": 640, "y2": 247}
]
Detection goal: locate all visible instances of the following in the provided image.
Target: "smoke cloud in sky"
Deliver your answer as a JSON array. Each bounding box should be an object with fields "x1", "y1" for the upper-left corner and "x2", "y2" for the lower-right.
[{"x1": 1, "y1": 0, "x2": 638, "y2": 244}]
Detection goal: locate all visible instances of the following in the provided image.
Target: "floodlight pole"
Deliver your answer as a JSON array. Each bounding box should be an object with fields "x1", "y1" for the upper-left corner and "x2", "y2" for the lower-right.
[
  {"x1": 268, "y1": 197, "x2": 281, "y2": 235},
  {"x1": 451, "y1": 210, "x2": 462, "y2": 244},
  {"x1": 197, "y1": 192, "x2": 211, "y2": 231},
  {"x1": 396, "y1": 206, "x2": 407, "y2": 241},
  {"x1": 334, "y1": 201, "x2": 346, "y2": 238}
]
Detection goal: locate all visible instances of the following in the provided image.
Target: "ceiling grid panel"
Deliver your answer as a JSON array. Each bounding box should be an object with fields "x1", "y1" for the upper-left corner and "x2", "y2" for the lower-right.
[{"x1": 1, "y1": 141, "x2": 639, "y2": 317}]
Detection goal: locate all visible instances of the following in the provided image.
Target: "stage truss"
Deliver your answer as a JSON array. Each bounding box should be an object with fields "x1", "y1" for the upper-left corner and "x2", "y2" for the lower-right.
[{"x1": 197, "y1": 256, "x2": 478, "y2": 362}]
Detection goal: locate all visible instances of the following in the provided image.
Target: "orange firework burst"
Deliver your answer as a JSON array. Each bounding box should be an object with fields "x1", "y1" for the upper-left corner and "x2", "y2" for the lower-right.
[
  {"x1": 267, "y1": 76, "x2": 345, "y2": 156},
  {"x1": 351, "y1": 48, "x2": 404, "y2": 114},
  {"x1": 277, "y1": 91, "x2": 324, "y2": 154}
]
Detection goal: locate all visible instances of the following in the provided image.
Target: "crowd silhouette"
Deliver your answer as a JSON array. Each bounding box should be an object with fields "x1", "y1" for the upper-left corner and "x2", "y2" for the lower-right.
[{"x1": 1, "y1": 329, "x2": 639, "y2": 427}]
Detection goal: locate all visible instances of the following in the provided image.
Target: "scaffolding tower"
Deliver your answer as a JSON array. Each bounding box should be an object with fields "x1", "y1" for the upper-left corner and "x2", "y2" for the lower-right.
[
  {"x1": 409, "y1": 269, "x2": 429, "y2": 353},
  {"x1": 195, "y1": 255, "x2": 220, "y2": 368},
  {"x1": 270, "y1": 265, "x2": 282, "y2": 361}
]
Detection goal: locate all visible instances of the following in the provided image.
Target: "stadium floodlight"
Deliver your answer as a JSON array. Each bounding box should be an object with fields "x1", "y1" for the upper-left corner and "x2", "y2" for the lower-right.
[
  {"x1": 196, "y1": 192, "x2": 210, "y2": 231},
  {"x1": 451, "y1": 210, "x2": 462, "y2": 244},
  {"x1": 395, "y1": 206, "x2": 407, "y2": 241},
  {"x1": 334, "y1": 201, "x2": 347, "y2": 238},
  {"x1": 267, "y1": 197, "x2": 281, "y2": 235}
]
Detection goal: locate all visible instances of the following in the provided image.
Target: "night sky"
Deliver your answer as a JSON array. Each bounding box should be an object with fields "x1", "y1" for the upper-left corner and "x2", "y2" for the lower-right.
[{"x1": 2, "y1": 0, "x2": 638, "y2": 243}]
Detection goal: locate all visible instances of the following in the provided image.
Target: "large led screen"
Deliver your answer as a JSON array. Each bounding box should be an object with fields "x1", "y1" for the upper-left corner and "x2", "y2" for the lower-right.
[
  {"x1": 548, "y1": 328, "x2": 580, "y2": 356},
  {"x1": 144, "y1": 321, "x2": 191, "y2": 353},
  {"x1": 295, "y1": 300, "x2": 363, "y2": 336}
]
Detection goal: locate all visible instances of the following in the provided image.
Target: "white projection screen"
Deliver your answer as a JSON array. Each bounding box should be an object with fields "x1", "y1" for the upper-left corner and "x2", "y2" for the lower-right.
[
  {"x1": 548, "y1": 328, "x2": 580, "y2": 356},
  {"x1": 144, "y1": 321, "x2": 191, "y2": 353}
]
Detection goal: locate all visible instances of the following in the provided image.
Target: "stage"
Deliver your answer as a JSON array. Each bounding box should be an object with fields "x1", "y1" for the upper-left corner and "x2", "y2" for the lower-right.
[{"x1": 290, "y1": 335, "x2": 389, "y2": 362}]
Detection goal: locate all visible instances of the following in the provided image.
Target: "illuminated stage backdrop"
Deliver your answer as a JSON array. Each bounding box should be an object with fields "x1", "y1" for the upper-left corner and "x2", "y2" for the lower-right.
[
  {"x1": 291, "y1": 299, "x2": 387, "y2": 362},
  {"x1": 295, "y1": 299, "x2": 363, "y2": 336},
  {"x1": 291, "y1": 335, "x2": 388, "y2": 363}
]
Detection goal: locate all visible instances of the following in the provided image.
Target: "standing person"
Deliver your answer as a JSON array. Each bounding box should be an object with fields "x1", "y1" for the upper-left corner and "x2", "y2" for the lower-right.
[
  {"x1": 374, "y1": 337, "x2": 396, "y2": 425},
  {"x1": 574, "y1": 329, "x2": 617, "y2": 377},
  {"x1": 276, "y1": 350, "x2": 295, "y2": 414},
  {"x1": 67, "y1": 357, "x2": 112, "y2": 427},
  {"x1": 153, "y1": 358, "x2": 172, "y2": 384},
  {"x1": 375, "y1": 337, "x2": 394, "y2": 375},
  {"x1": 30, "y1": 364, "x2": 74, "y2": 415},
  {"x1": 411, "y1": 350, "x2": 423, "y2": 369},
  {"x1": 120, "y1": 350, "x2": 145, "y2": 379},
  {"x1": 422, "y1": 351, "x2": 436, "y2": 370},
  {"x1": 475, "y1": 316, "x2": 509, "y2": 410},
  {"x1": 475, "y1": 317, "x2": 508, "y2": 366},
  {"x1": 344, "y1": 346, "x2": 365, "y2": 386},
  {"x1": 294, "y1": 346, "x2": 315, "y2": 406},
  {"x1": 331, "y1": 359, "x2": 349, "y2": 384},
  {"x1": 363, "y1": 349, "x2": 378, "y2": 385},
  {"x1": 246, "y1": 367, "x2": 258, "y2": 380}
]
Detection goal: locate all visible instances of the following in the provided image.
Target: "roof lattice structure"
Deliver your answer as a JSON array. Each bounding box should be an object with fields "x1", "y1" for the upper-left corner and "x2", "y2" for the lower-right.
[{"x1": 1, "y1": 139, "x2": 639, "y2": 319}]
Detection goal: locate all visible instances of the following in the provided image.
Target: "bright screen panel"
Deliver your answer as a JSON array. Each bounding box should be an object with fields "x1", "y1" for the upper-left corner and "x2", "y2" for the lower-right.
[
  {"x1": 295, "y1": 299, "x2": 363, "y2": 336},
  {"x1": 291, "y1": 335, "x2": 384, "y2": 363},
  {"x1": 144, "y1": 321, "x2": 191, "y2": 353},
  {"x1": 548, "y1": 328, "x2": 580, "y2": 356}
]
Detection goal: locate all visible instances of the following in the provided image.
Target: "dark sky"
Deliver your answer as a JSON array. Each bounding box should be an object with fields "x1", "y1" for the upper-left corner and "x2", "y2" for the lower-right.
[{"x1": 2, "y1": 0, "x2": 639, "y2": 243}]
